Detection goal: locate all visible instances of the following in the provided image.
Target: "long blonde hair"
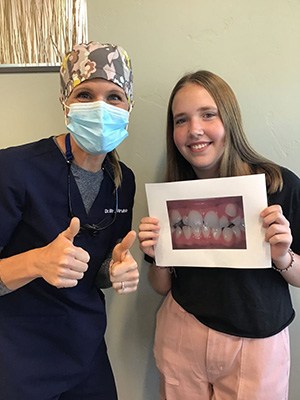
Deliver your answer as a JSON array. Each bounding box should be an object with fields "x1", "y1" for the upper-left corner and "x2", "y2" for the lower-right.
[
  {"x1": 166, "y1": 70, "x2": 283, "y2": 194},
  {"x1": 107, "y1": 150, "x2": 122, "y2": 188}
]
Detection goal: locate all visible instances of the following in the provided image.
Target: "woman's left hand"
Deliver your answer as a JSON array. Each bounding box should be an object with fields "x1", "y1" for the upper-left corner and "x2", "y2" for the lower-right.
[
  {"x1": 109, "y1": 231, "x2": 139, "y2": 294},
  {"x1": 260, "y1": 205, "x2": 292, "y2": 263}
]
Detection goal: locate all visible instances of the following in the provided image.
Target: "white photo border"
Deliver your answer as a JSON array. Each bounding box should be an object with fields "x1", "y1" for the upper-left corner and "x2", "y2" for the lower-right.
[{"x1": 145, "y1": 174, "x2": 271, "y2": 269}]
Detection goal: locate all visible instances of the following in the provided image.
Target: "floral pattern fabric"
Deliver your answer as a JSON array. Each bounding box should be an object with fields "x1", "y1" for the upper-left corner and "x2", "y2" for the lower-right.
[{"x1": 60, "y1": 42, "x2": 133, "y2": 106}]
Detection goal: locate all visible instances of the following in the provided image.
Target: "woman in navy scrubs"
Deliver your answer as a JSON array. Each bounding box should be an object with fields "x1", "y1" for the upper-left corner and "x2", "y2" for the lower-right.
[{"x1": 0, "y1": 42, "x2": 138, "y2": 400}]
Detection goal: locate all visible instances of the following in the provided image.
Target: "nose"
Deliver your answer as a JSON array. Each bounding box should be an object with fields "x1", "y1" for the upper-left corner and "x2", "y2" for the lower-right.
[{"x1": 189, "y1": 117, "x2": 204, "y2": 136}]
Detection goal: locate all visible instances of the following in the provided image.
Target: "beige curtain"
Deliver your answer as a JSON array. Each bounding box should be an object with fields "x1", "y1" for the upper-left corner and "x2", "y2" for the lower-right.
[{"x1": 0, "y1": 0, "x2": 88, "y2": 65}]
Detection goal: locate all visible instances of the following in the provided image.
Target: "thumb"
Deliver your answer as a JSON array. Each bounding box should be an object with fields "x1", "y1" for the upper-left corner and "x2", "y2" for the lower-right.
[
  {"x1": 112, "y1": 230, "x2": 137, "y2": 263},
  {"x1": 61, "y1": 217, "x2": 80, "y2": 242}
]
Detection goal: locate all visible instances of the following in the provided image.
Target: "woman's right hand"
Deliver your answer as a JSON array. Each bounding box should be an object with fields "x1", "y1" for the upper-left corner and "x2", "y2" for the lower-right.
[
  {"x1": 138, "y1": 217, "x2": 160, "y2": 258},
  {"x1": 37, "y1": 217, "x2": 90, "y2": 288},
  {"x1": 0, "y1": 217, "x2": 90, "y2": 293}
]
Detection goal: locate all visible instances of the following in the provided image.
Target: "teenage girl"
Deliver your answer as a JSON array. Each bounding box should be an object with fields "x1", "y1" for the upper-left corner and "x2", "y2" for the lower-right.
[{"x1": 139, "y1": 70, "x2": 300, "y2": 400}]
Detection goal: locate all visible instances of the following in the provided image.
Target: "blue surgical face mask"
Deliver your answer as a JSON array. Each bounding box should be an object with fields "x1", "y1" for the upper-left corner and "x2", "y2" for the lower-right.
[{"x1": 65, "y1": 101, "x2": 129, "y2": 155}]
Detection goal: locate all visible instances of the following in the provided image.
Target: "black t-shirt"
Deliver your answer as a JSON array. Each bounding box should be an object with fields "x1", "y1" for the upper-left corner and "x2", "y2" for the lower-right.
[{"x1": 171, "y1": 167, "x2": 300, "y2": 338}]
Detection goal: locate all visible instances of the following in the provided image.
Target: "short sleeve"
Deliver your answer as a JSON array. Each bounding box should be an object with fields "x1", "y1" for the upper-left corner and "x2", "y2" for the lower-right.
[
  {"x1": 268, "y1": 167, "x2": 300, "y2": 254},
  {"x1": 0, "y1": 151, "x2": 26, "y2": 247}
]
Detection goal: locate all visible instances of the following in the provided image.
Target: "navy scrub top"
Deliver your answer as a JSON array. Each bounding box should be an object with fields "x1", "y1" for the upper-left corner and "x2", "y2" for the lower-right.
[{"x1": 0, "y1": 137, "x2": 135, "y2": 396}]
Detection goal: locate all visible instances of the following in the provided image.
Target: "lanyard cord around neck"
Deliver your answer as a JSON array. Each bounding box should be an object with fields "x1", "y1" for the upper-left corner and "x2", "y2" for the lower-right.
[
  {"x1": 64, "y1": 134, "x2": 118, "y2": 231},
  {"x1": 65, "y1": 133, "x2": 74, "y2": 164}
]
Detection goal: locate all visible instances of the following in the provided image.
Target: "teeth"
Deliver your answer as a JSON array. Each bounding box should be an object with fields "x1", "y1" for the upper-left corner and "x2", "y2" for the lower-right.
[
  {"x1": 175, "y1": 226, "x2": 182, "y2": 238},
  {"x1": 219, "y1": 215, "x2": 229, "y2": 228},
  {"x1": 232, "y1": 226, "x2": 241, "y2": 239},
  {"x1": 188, "y1": 210, "x2": 203, "y2": 228},
  {"x1": 240, "y1": 219, "x2": 245, "y2": 231},
  {"x1": 231, "y1": 215, "x2": 241, "y2": 226},
  {"x1": 182, "y1": 215, "x2": 189, "y2": 225},
  {"x1": 223, "y1": 227, "x2": 233, "y2": 242},
  {"x1": 170, "y1": 207, "x2": 244, "y2": 244},
  {"x1": 191, "y1": 143, "x2": 208, "y2": 150},
  {"x1": 170, "y1": 209, "x2": 181, "y2": 225},
  {"x1": 204, "y1": 211, "x2": 219, "y2": 228},
  {"x1": 202, "y1": 225, "x2": 210, "y2": 238},
  {"x1": 183, "y1": 226, "x2": 192, "y2": 239},
  {"x1": 225, "y1": 203, "x2": 237, "y2": 217},
  {"x1": 212, "y1": 227, "x2": 222, "y2": 240},
  {"x1": 192, "y1": 226, "x2": 201, "y2": 239}
]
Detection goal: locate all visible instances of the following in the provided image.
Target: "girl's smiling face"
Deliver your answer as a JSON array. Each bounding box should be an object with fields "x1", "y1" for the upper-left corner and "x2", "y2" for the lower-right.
[{"x1": 172, "y1": 82, "x2": 226, "y2": 179}]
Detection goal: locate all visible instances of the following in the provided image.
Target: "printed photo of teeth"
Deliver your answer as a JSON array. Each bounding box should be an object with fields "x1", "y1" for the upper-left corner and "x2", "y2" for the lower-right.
[{"x1": 167, "y1": 196, "x2": 246, "y2": 250}]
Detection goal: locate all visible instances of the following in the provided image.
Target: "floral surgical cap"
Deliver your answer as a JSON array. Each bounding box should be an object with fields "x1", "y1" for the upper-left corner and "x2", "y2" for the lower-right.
[{"x1": 59, "y1": 41, "x2": 133, "y2": 106}]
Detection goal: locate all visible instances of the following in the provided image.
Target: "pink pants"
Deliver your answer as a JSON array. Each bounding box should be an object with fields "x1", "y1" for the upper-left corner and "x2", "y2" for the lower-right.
[{"x1": 154, "y1": 293, "x2": 290, "y2": 400}]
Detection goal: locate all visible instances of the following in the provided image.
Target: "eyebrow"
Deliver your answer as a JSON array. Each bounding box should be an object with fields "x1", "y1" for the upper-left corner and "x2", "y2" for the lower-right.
[
  {"x1": 107, "y1": 88, "x2": 126, "y2": 96},
  {"x1": 72, "y1": 85, "x2": 93, "y2": 94},
  {"x1": 173, "y1": 106, "x2": 218, "y2": 119},
  {"x1": 72, "y1": 83, "x2": 126, "y2": 97}
]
